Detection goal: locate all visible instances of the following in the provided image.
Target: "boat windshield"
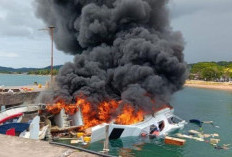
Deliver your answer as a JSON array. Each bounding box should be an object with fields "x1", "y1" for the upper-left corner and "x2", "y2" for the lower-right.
[{"x1": 168, "y1": 116, "x2": 182, "y2": 124}]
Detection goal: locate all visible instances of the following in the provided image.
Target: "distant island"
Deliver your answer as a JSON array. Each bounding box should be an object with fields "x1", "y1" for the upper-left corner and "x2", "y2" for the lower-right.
[
  {"x1": 0, "y1": 65, "x2": 62, "y2": 75},
  {"x1": 1, "y1": 61, "x2": 232, "y2": 81}
]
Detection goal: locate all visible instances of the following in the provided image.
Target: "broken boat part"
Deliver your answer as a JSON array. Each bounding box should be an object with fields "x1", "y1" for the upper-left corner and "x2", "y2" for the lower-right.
[{"x1": 164, "y1": 136, "x2": 186, "y2": 146}]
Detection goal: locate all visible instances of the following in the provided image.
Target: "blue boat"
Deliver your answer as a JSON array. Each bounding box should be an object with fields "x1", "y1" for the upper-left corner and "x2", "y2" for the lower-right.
[{"x1": 0, "y1": 123, "x2": 30, "y2": 134}]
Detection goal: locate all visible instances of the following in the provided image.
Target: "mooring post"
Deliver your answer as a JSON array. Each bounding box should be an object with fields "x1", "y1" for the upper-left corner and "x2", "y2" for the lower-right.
[
  {"x1": 0, "y1": 105, "x2": 6, "y2": 111},
  {"x1": 103, "y1": 124, "x2": 110, "y2": 153}
]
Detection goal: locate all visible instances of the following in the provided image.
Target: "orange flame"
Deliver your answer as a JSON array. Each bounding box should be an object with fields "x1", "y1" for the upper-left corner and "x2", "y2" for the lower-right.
[
  {"x1": 98, "y1": 100, "x2": 119, "y2": 121},
  {"x1": 46, "y1": 97, "x2": 145, "y2": 129},
  {"x1": 46, "y1": 100, "x2": 78, "y2": 115},
  {"x1": 115, "y1": 105, "x2": 144, "y2": 125}
]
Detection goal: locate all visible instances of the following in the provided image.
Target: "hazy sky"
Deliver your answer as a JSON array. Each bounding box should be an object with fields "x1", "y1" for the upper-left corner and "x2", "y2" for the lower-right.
[{"x1": 0, "y1": 0, "x2": 231, "y2": 68}]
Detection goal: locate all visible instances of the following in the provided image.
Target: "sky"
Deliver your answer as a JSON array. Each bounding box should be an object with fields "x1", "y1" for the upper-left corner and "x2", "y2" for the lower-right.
[{"x1": 0, "y1": 0, "x2": 231, "y2": 68}]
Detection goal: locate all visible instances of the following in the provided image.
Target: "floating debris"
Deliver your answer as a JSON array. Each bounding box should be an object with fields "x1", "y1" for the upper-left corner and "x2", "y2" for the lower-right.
[
  {"x1": 210, "y1": 138, "x2": 220, "y2": 145},
  {"x1": 189, "y1": 119, "x2": 220, "y2": 128},
  {"x1": 70, "y1": 139, "x2": 82, "y2": 144},
  {"x1": 223, "y1": 144, "x2": 231, "y2": 147},
  {"x1": 202, "y1": 121, "x2": 214, "y2": 124},
  {"x1": 176, "y1": 133, "x2": 193, "y2": 139},
  {"x1": 164, "y1": 136, "x2": 186, "y2": 146},
  {"x1": 203, "y1": 134, "x2": 211, "y2": 138},
  {"x1": 189, "y1": 119, "x2": 203, "y2": 127},
  {"x1": 188, "y1": 130, "x2": 201, "y2": 135},
  {"x1": 211, "y1": 133, "x2": 219, "y2": 137},
  {"x1": 214, "y1": 145, "x2": 230, "y2": 150},
  {"x1": 192, "y1": 137, "x2": 204, "y2": 142}
]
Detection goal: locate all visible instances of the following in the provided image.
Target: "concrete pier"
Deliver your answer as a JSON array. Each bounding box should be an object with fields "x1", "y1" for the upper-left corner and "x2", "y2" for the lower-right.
[
  {"x1": 0, "y1": 135, "x2": 98, "y2": 157},
  {"x1": 0, "y1": 85, "x2": 45, "y2": 106}
]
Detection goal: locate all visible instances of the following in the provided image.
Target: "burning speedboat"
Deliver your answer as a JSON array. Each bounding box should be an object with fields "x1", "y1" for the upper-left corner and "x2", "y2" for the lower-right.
[
  {"x1": 43, "y1": 98, "x2": 186, "y2": 143},
  {"x1": 90, "y1": 107, "x2": 186, "y2": 143},
  {"x1": 0, "y1": 101, "x2": 186, "y2": 144}
]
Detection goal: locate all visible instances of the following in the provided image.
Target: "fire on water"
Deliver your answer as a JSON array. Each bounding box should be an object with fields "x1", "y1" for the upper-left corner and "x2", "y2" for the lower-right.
[{"x1": 46, "y1": 97, "x2": 145, "y2": 130}]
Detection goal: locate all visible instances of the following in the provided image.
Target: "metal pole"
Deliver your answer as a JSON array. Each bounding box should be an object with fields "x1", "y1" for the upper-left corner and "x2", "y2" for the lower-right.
[
  {"x1": 48, "y1": 26, "x2": 55, "y2": 84},
  {"x1": 38, "y1": 26, "x2": 55, "y2": 86},
  {"x1": 51, "y1": 28, "x2": 53, "y2": 83}
]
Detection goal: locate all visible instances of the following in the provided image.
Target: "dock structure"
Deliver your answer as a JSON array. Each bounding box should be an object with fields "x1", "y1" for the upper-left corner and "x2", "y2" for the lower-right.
[
  {"x1": 0, "y1": 134, "x2": 98, "y2": 157},
  {"x1": 0, "y1": 85, "x2": 44, "y2": 107}
]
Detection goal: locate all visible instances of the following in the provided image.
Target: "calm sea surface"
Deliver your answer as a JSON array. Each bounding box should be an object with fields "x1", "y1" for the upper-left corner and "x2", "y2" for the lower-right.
[
  {"x1": 57, "y1": 87, "x2": 232, "y2": 157},
  {"x1": 1, "y1": 74, "x2": 232, "y2": 156},
  {"x1": 0, "y1": 74, "x2": 49, "y2": 86}
]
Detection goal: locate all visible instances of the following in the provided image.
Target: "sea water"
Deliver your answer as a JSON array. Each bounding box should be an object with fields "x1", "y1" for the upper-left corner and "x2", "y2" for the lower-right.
[
  {"x1": 2, "y1": 74, "x2": 232, "y2": 156},
  {"x1": 0, "y1": 73, "x2": 49, "y2": 86},
  {"x1": 56, "y1": 87, "x2": 232, "y2": 157}
]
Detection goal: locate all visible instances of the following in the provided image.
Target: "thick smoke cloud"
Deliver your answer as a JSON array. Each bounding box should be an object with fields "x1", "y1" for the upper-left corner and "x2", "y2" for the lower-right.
[{"x1": 35, "y1": 0, "x2": 187, "y2": 113}]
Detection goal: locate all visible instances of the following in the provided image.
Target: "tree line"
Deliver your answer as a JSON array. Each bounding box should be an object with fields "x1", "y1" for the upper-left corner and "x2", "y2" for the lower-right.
[
  {"x1": 189, "y1": 61, "x2": 232, "y2": 81},
  {"x1": 27, "y1": 69, "x2": 59, "y2": 75}
]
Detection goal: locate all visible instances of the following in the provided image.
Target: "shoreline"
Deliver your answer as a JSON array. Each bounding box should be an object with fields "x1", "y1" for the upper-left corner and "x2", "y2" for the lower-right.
[
  {"x1": 0, "y1": 73, "x2": 50, "y2": 76},
  {"x1": 2, "y1": 78, "x2": 232, "y2": 92},
  {"x1": 185, "y1": 80, "x2": 232, "y2": 91}
]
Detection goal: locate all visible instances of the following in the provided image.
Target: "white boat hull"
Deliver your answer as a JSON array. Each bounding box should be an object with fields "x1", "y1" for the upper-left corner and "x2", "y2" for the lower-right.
[{"x1": 91, "y1": 108, "x2": 186, "y2": 143}]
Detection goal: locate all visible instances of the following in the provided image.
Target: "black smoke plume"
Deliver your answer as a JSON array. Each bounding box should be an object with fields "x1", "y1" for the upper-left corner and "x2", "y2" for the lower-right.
[{"x1": 35, "y1": 0, "x2": 187, "y2": 113}]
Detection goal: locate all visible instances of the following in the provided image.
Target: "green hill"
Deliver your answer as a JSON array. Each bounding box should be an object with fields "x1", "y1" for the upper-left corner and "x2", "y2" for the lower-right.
[{"x1": 0, "y1": 65, "x2": 62, "y2": 74}]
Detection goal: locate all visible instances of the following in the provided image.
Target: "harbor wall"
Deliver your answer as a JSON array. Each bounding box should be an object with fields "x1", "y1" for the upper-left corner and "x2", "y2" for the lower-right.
[{"x1": 0, "y1": 91, "x2": 40, "y2": 106}]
